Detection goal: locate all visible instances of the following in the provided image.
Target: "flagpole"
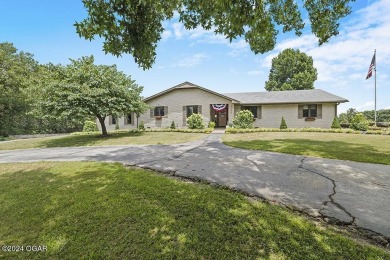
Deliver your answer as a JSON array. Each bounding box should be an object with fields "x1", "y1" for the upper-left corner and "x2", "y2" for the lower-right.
[{"x1": 374, "y1": 49, "x2": 377, "y2": 127}]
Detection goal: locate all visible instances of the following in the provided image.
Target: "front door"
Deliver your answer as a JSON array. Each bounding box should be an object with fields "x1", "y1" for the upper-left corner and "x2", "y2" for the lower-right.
[
  {"x1": 217, "y1": 110, "x2": 227, "y2": 127},
  {"x1": 210, "y1": 104, "x2": 228, "y2": 127}
]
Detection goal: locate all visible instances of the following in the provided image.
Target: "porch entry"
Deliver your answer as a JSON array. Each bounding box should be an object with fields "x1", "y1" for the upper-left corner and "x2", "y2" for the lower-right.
[{"x1": 210, "y1": 104, "x2": 228, "y2": 127}]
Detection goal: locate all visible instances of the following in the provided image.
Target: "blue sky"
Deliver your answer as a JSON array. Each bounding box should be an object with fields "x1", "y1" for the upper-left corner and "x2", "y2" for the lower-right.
[{"x1": 1, "y1": 0, "x2": 388, "y2": 113}]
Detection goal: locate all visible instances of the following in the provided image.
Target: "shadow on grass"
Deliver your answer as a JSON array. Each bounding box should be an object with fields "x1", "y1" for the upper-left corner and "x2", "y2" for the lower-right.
[
  {"x1": 41, "y1": 132, "x2": 143, "y2": 148},
  {"x1": 224, "y1": 139, "x2": 390, "y2": 165},
  {"x1": 0, "y1": 162, "x2": 388, "y2": 259}
]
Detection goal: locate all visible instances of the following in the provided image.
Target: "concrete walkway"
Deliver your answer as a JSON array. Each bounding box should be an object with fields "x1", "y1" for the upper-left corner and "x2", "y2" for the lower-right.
[{"x1": 0, "y1": 132, "x2": 389, "y2": 242}]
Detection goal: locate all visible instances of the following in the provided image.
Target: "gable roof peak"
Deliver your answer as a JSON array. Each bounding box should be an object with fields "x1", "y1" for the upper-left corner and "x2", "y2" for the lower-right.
[{"x1": 144, "y1": 81, "x2": 240, "y2": 102}]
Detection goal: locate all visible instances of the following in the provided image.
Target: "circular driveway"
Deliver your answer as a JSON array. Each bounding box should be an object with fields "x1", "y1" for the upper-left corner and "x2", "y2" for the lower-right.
[{"x1": 0, "y1": 132, "x2": 389, "y2": 242}]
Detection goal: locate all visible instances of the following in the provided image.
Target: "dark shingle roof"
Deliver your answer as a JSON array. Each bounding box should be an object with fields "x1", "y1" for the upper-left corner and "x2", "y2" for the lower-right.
[
  {"x1": 144, "y1": 81, "x2": 240, "y2": 102},
  {"x1": 222, "y1": 89, "x2": 348, "y2": 104}
]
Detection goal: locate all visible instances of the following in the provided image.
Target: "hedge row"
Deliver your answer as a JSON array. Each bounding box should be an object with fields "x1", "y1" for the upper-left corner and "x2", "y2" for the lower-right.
[
  {"x1": 144, "y1": 128, "x2": 213, "y2": 134},
  {"x1": 225, "y1": 127, "x2": 390, "y2": 135},
  {"x1": 341, "y1": 122, "x2": 390, "y2": 128},
  {"x1": 70, "y1": 128, "x2": 213, "y2": 136}
]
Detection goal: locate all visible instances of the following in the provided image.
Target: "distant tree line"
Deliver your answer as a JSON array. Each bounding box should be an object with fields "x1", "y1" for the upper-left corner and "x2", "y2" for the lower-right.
[
  {"x1": 0, "y1": 42, "x2": 147, "y2": 137},
  {"x1": 0, "y1": 42, "x2": 81, "y2": 136},
  {"x1": 339, "y1": 108, "x2": 390, "y2": 125}
]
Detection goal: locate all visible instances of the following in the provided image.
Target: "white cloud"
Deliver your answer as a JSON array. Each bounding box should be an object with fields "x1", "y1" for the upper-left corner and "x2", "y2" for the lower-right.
[
  {"x1": 259, "y1": 1, "x2": 390, "y2": 86},
  {"x1": 166, "y1": 22, "x2": 249, "y2": 56},
  {"x1": 173, "y1": 53, "x2": 209, "y2": 67},
  {"x1": 227, "y1": 39, "x2": 249, "y2": 57},
  {"x1": 172, "y1": 23, "x2": 185, "y2": 39},
  {"x1": 161, "y1": 30, "x2": 172, "y2": 41},
  {"x1": 275, "y1": 35, "x2": 318, "y2": 52},
  {"x1": 356, "y1": 101, "x2": 375, "y2": 111}
]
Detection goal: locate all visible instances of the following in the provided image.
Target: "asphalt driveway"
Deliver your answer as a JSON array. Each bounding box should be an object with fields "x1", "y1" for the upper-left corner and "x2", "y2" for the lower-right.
[{"x1": 0, "y1": 132, "x2": 389, "y2": 242}]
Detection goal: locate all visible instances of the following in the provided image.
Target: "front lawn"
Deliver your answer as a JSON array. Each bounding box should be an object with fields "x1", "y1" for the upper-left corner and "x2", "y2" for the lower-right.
[
  {"x1": 0, "y1": 132, "x2": 206, "y2": 151},
  {"x1": 223, "y1": 132, "x2": 390, "y2": 165},
  {"x1": 0, "y1": 162, "x2": 388, "y2": 259}
]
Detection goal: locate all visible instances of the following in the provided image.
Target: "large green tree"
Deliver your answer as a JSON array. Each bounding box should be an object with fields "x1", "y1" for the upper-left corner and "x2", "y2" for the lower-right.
[
  {"x1": 75, "y1": 0, "x2": 355, "y2": 69},
  {"x1": 265, "y1": 48, "x2": 317, "y2": 91},
  {"x1": 0, "y1": 42, "x2": 37, "y2": 136},
  {"x1": 338, "y1": 108, "x2": 357, "y2": 124},
  {"x1": 43, "y1": 56, "x2": 146, "y2": 135},
  {"x1": 27, "y1": 63, "x2": 87, "y2": 134}
]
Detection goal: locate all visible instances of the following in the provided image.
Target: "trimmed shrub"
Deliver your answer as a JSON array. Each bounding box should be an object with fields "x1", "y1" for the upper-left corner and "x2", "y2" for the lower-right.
[
  {"x1": 139, "y1": 121, "x2": 145, "y2": 131},
  {"x1": 170, "y1": 120, "x2": 176, "y2": 129},
  {"x1": 350, "y1": 113, "x2": 369, "y2": 131},
  {"x1": 115, "y1": 121, "x2": 119, "y2": 130},
  {"x1": 331, "y1": 117, "x2": 341, "y2": 129},
  {"x1": 186, "y1": 114, "x2": 205, "y2": 129},
  {"x1": 208, "y1": 121, "x2": 216, "y2": 128},
  {"x1": 233, "y1": 110, "x2": 254, "y2": 129},
  {"x1": 280, "y1": 117, "x2": 288, "y2": 129},
  {"x1": 82, "y1": 120, "x2": 99, "y2": 132}
]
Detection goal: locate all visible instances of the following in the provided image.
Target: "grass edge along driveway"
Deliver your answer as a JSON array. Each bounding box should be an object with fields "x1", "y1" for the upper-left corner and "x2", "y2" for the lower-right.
[
  {"x1": 0, "y1": 161, "x2": 389, "y2": 259},
  {"x1": 0, "y1": 131, "x2": 207, "y2": 151},
  {"x1": 223, "y1": 132, "x2": 390, "y2": 165}
]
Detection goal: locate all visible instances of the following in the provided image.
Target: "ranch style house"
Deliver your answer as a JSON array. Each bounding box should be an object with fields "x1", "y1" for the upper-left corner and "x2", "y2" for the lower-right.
[{"x1": 97, "y1": 81, "x2": 348, "y2": 130}]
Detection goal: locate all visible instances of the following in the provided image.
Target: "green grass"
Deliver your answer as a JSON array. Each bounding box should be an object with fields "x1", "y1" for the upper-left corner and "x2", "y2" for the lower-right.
[
  {"x1": 0, "y1": 132, "x2": 206, "y2": 151},
  {"x1": 0, "y1": 162, "x2": 388, "y2": 259},
  {"x1": 223, "y1": 132, "x2": 390, "y2": 165}
]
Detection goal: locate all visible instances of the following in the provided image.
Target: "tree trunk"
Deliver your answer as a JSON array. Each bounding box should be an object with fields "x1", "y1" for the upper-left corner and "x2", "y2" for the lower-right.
[{"x1": 97, "y1": 116, "x2": 108, "y2": 136}]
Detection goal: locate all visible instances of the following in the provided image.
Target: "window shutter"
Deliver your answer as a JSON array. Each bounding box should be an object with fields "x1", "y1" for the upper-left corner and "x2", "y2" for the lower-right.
[
  {"x1": 198, "y1": 105, "x2": 202, "y2": 115},
  {"x1": 164, "y1": 106, "x2": 168, "y2": 117},
  {"x1": 257, "y1": 106, "x2": 262, "y2": 119},
  {"x1": 317, "y1": 104, "x2": 322, "y2": 119},
  {"x1": 150, "y1": 108, "x2": 154, "y2": 118},
  {"x1": 183, "y1": 106, "x2": 186, "y2": 126},
  {"x1": 298, "y1": 105, "x2": 303, "y2": 119}
]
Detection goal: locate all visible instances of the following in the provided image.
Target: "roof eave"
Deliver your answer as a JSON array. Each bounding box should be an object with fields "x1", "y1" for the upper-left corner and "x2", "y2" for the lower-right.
[
  {"x1": 239, "y1": 100, "x2": 349, "y2": 105},
  {"x1": 144, "y1": 81, "x2": 240, "y2": 103}
]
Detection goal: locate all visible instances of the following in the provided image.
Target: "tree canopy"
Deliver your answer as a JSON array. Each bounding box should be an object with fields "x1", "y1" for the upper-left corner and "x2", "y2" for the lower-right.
[
  {"x1": 265, "y1": 48, "x2": 317, "y2": 91},
  {"x1": 75, "y1": 0, "x2": 355, "y2": 69},
  {"x1": 43, "y1": 56, "x2": 146, "y2": 135},
  {"x1": 0, "y1": 42, "x2": 37, "y2": 136}
]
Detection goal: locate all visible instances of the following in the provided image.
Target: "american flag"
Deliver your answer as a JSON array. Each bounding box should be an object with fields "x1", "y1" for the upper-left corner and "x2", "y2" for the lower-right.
[{"x1": 365, "y1": 52, "x2": 376, "y2": 80}]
